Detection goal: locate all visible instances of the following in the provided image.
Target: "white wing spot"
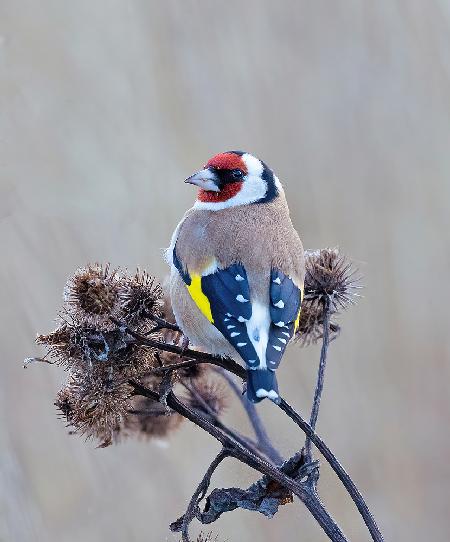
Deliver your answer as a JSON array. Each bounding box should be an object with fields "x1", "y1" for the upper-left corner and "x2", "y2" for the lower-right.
[
  {"x1": 274, "y1": 300, "x2": 285, "y2": 308},
  {"x1": 237, "y1": 342, "x2": 247, "y2": 347},
  {"x1": 275, "y1": 321, "x2": 285, "y2": 327},
  {"x1": 226, "y1": 313, "x2": 232, "y2": 317},
  {"x1": 272, "y1": 345, "x2": 282, "y2": 352},
  {"x1": 278, "y1": 338, "x2": 287, "y2": 344},
  {"x1": 273, "y1": 277, "x2": 281, "y2": 284},
  {"x1": 236, "y1": 295, "x2": 248, "y2": 303},
  {"x1": 227, "y1": 325, "x2": 236, "y2": 329},
  {"x1": 238, "y1": 316, "x2": 246, "y2": 322},
  {"x1": 248, "y1": 359, "x2": 257, "y2": 365},
  {"x1": 235, "y1": 274, "x2": 244, "y2": 281},
  {"x1": 230, "y1": 332, "x2": 240, "y2": 337},
  {"x1": 224, "y1": 318, "x2": 230, "y2": 322},
  {"x1": 282, "y1": 331, "x2": 290, "y2": 337}
]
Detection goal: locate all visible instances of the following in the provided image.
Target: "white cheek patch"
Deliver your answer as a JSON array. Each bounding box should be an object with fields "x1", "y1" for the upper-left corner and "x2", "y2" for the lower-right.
[
  {"x1": 242, "y1": 153, "x2": 264, "y2": 177},
  {"x1": 194, "y1": 154, "x2": 268, "y2": 211},
  {"x1": 274, "y1": 175, "x2": 283, "y2": 191}
]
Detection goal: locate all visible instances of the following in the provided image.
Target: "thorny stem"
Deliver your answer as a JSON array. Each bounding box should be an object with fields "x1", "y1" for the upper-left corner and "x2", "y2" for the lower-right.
[
  {"x1": 180, "y1": 448, "x2": 230, "y2": 542},
  {"x1": 216, "y1": 368, "x2": 283, "y2": 465},
  {"x1": 130, "y1": 381, "x2": 348, "y2": 542},
  {"x1": 305, "y1": 294, "x2": 332, "y2": 460}
]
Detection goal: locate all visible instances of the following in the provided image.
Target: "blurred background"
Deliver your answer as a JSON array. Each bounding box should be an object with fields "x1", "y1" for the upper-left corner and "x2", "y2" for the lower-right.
[{"x1": 1, "y1": 1, "x2": 449, "y2": 541}]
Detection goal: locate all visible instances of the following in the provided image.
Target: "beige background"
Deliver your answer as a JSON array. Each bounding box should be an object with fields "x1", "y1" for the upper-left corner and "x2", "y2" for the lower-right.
[{"x1": 1, "y1": 2, "x2": 450, "y2": 541}]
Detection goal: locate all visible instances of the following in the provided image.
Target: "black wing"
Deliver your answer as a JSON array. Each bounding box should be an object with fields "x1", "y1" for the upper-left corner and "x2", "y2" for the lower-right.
[
  {"x1": 173, "y1": 243, "x2": 260, "y2": 368},
  {"x1": 201, "y1": 264, "x2": 260, "y2": 368},
  {"x1": 266, "y1": 269, "x2": 302, "y2": 369}
]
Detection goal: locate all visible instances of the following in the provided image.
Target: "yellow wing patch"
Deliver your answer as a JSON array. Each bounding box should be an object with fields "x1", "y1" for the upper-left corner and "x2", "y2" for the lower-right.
[
  {"x1": 187, "y1": 274, "x2": 214, "y2": 323},
  {"x1": 294, "y1": 286, "x2": 304, "y2": 333}
]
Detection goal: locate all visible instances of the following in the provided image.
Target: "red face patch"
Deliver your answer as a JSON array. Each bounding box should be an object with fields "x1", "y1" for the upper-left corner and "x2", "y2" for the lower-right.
[
  {"x1": 198, "y1": 182, "x2": 243, "y2": 203},
  {"x1": 205, "y1": 153, "x2": 248, "y2": 174}
]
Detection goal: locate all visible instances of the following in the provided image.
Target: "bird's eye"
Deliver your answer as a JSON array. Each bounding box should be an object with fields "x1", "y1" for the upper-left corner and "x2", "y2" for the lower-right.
[{"x1": 232, "y1": 169, "x2": 244, "y2": 179}]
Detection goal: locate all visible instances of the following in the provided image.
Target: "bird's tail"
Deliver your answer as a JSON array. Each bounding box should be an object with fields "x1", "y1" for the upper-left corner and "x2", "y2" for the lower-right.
[{"x1": 246, "y1": 368, "x2": 279, "y2": 404}]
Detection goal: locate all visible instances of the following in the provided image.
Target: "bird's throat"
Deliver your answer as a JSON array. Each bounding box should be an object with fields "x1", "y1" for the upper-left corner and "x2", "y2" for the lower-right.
[{"x1": 197, "y1": 182, "x2": 243, "y2": 203}]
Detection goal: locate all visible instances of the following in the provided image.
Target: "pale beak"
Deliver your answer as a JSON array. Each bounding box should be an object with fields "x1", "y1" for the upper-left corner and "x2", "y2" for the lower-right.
[{"x1": 184, "y1": 168, "x2": 220, "y2": 192}]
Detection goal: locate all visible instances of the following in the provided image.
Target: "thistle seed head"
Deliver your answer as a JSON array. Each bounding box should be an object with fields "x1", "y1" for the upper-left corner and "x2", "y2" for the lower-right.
[
  {"x1": 63, "y1": 263, "x2": 122, "y2": 330},
  {"x1": 119, "y1": 269, "x2": 163, "y2": 326}
]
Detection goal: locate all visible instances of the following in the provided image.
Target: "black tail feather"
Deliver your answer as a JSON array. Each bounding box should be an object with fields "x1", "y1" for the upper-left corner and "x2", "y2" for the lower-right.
[{"x1": 246, "y1": 369, "x2": 279, "y2": 404}]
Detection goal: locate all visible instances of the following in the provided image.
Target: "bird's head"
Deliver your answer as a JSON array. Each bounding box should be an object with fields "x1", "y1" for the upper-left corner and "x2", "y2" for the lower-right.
[{"x1": 185, "y1": 151, "x2": 282, "y2": 210}]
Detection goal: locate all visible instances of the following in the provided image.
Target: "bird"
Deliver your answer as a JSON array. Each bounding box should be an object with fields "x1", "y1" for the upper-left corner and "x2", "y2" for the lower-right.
[{"x1": 166, "y1": 151, "x2": 305, "y2": 403}]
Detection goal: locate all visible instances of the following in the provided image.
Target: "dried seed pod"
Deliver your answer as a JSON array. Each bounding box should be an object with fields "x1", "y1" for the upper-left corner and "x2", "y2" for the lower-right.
[
  {"x1": 55, "y1": 366, "x2": 133, "y2": 447},
  {"x1": 36, "y1": 325, "x2": 73, "y2": 365},
  {"x1": 295, "y1": 249, "x2": 361, "y2": 345},
  {"x1": 63, "y1": 263, "x2": 122, "y2": 330},
  {"x1": 119, "y1": 269, "x2": 163, "y2": 326},
  {"x1": 304, "y1": 248, "x2": 361, "y2": 311},
  {"x1": 295, "y1": 301, "x2": 341, "y2": 346}
]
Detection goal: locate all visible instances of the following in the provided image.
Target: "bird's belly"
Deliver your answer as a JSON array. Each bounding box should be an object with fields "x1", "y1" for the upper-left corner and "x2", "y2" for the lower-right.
[{"x1": 169, "y1": 270, "x2": 239, "y2": 359}]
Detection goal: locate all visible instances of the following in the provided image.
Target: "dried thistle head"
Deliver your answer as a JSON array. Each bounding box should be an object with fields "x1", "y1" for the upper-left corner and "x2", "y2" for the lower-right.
[
  {"x1": 119, "y1": 344, "x2": 161, "y2": 378},
  {"x1": 56, "y1": 366, "x2": 133, "y2": 447},
  {"x1": 119, "y1": 269, "x2": 163, "y2": 326},
  {"x1": 304, "y1": 248, "x2": 361, "y2": 311},
  {"x1": 123, "y1": 395, "x2": 183, "y2": 439},
  {"x1": 36, "y1": 325, "x2": 72, "y2": 364},
  {"x1": 37, "y1": 316, "x2": 160, "y2": 377},
  {"x1": 185, "y1": 378, "x2": 228, "y2": 418},
  {"x1": 295, "y1": 301, "x2": 341, "y2": 346},
  {"x1": 63, "y1": 263, "x2": 122, "y2": 330},
  {"x1": 295, "y1": 249, "x2": 361, "y2": 345}
]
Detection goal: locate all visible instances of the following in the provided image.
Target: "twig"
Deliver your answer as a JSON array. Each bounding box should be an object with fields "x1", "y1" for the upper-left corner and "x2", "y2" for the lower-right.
[
  {"x1": 130, "y1": 381, "x2": 349, "y2": 542},
  {"x1": 110, "y1": 317, "x2": 246, "y2": 378},
  {"x1": 278, "y1": 398, "x2": 384, "y2": 542},
  {"x1": 181, "y1": 380, "x2": 265, "y2": 460},
  {"x1": 305, "y1": 294, "x2": 332, "y2": 459},
  {"x1": 180, "y1": 448, "x2": 230, "y2": 542},
  {"x1": 145, "y1": 312, "x2": 180, "y2": 333},
  {"x1": 215, "y1": 368, "x2": 283, "y2": 465},
  {"x1": 124, "y1": 321, "x2": 383, "y2": 542}
]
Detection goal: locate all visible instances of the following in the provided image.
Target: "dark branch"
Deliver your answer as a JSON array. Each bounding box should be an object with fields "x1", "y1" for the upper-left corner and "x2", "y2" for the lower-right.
[
  {"x1": 305, "y1": 294, "x2": 332, "y2": 459},
  {"x1": 122, "y1": 320, "x2": 383, "y2": 542},
  {"x1": 216, "y1": 368, "x2": 283, "y2": 465},
  {"x1": 144, "y1": 311, "x2": 180, "y2": 333},
  {"x1": 181, "y1": 379, "x2": 265, "y2": 460},
  {"x1": 130, "y1": 381, "x2": 349, "y2": 542},
  {"x1": 278, "y1": 398, "x2": 384, "y2": 542},
  {"x1": 175, "y1": 448, "x2": 230, "y2": 542},
  {"x1": 110, "y1": 317, "x2": 246, "y2": 378}
]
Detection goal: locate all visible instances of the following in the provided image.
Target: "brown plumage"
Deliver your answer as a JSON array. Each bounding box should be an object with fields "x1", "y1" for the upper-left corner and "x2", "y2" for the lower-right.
[{"x1": 168, "y1": 151, "x2": 305, "y2": 402}]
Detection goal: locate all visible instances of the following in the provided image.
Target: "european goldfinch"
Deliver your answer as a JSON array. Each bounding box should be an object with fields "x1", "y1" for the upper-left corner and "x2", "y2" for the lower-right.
[{"x1": 167, "y1": 151, "x2": 305, "y2": 403}]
